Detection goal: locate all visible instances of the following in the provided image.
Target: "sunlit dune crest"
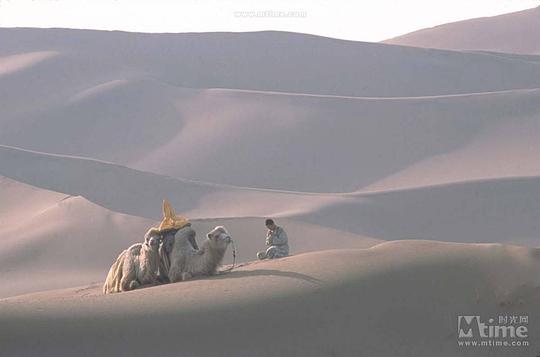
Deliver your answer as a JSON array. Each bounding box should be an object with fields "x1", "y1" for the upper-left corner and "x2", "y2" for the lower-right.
[{"x1": 0, "y1": 51, "x2": 59, "y2": 77}]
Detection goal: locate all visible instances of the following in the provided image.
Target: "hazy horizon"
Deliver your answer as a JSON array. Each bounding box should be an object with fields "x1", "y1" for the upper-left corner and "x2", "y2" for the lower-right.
[{"x1": 0, "y1": 0, "x2": 538, "y2": 42}]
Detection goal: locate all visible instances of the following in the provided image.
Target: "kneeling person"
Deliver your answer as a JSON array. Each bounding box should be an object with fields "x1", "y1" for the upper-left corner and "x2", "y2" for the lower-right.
[{"x1": 257, "y1": 219, "x2": 289, "y2": 260}]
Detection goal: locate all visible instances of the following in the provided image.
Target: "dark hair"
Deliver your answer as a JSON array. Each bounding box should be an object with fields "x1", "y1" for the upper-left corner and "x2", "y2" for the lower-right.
[{"x1": 265, "y1": 219, "x2": 275, "y2": 226}]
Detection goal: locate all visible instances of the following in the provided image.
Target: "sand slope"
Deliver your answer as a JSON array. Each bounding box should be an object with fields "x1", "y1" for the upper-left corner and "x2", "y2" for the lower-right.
[
  {"x1": 4, "y1": 83, "x2": 540, "y2": 192},
  {"x1": 0, "y1": 144, "x2": 343, "y2": 220},
  {"x1": 134, "y1": 87, "x2": 540, "y2": 192},
  {"x1": 384, "y1": 6, "x2": 540, "y2": 55},
  {"x1": 2, "y1": 29, "x2": 540, "y2": 194},
  {"x1": 0, "y1": 178, "x2": 155, "y2": 298},
  {"x1": 0, "y1": 175, "x2": 68, "y2": 225},
  {"x1": 3, "y1": 28, "x2": 540, "y2": 102},
  {"x1": 1, "y1": 146, "x2": 539, "y2": 247},
  {"x1": 1, "y1": 240, "x2": 538, "y2": 357},
  {"x1": 0, "y1": 176, "x2": 380, "y2": 298},
  {"x1": 305, "y1": 177, "x2": 540, "y2": 247}
]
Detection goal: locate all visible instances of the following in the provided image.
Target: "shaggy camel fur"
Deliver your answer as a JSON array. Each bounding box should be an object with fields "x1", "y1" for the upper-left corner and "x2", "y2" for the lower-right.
[
  {"x1": 168, "y1": 226, "x2": 232, "y2": 283},
  {"x1": 159, "y1": 226, "x2": 199, "y2": 282},
  {"x1": 103, "y1": 228, "x2": 161, "y2": 294},
  {"x1": 157, "y1": 199, "x2": 195, "y2": 282}
]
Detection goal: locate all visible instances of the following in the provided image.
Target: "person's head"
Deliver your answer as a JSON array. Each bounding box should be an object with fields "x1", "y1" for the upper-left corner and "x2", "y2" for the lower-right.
[{"x1": 265, "y1": 219, "x2": 276, "y2": 230}]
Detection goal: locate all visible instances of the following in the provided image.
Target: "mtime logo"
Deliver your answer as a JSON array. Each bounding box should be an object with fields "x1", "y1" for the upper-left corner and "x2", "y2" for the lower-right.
[{"x1": 457, "y1": 315, "x2": 530, "y2": 348}]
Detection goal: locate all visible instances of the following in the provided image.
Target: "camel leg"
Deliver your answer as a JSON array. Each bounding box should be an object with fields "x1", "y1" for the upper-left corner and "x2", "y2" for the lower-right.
[
  {"x1": 120, "y1": 276, "x2": 139, "y2": 291},
  {"x1": 181, "y1": 272, "x2": 193, "y2": 281},
  {"x1": 128, "y1": 280, "x2": 140, "y2": 290},
  {"x1": 168, "y1": 268, "x2": 183, "y2": 283},
  {"x1": 120, "y1": 265, "x2": 138, "y2": 291}
]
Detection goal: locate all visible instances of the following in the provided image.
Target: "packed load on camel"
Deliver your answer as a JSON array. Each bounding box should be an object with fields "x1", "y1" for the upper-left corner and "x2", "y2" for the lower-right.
[{"x1": 103, "y1": 200, "x2": 234, "y2": 294}]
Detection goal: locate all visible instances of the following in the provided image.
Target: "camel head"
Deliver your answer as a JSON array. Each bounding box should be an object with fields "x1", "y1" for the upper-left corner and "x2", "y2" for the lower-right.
[
  {"x1": 144, "y1": 227, "x2": 161, "y2": 251},
  {"x1": 206, "y1": 226, "x2": 232, "y2": 249}
]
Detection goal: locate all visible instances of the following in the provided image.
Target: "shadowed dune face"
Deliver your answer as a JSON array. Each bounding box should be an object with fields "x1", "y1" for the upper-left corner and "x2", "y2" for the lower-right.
[
  {"x1": 297, "y1": 177, "x2": 540, "y2": 247},
  {"x1": 0, "y1": 145, "x2": 539, "y2": 248},
  {"x1": 3, "y1": 28, "x2": 540, "y2": 99},
  {"x1": 384, "y1": 6, "x2": 540, "y2": 55},
  {"x1": 1, "y1": 29, "x2": 540, "y2": 193},
  {"x1": 131, "y1": 88, "x2": 540, "y2": 192},
  {"x1": 0, "y1": 179, "x2": 156, "y2": 298},
  {"x1": 1, "y1": 241, "x2": 539, "y2": 357},
  {"x1": 1, "y1": 87, "x2": 540, "y2": 193}
]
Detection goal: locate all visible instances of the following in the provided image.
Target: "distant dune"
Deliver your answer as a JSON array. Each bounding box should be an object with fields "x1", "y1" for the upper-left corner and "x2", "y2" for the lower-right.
[
  {"x1": 3, "y1": 28, "x2": 540, "y2": 101},
  {"x1": 1, "y1": 240, "x2": 539, "y2": 356},
  {"x1": 384, "y1": 6, "x2": 540, "y2": 54},
  {"x1": 2, "y1": 29, "x2": 540, "y2": 193},
  {"x1": 1, "y1": 147, "x2": 538, "y2": 248},
  {"x1": 2, "y1": 83, "x2": 540, "y2": 192},
  {"x1": 0, "y1": 145, "x2": 342, "y2": 220}
]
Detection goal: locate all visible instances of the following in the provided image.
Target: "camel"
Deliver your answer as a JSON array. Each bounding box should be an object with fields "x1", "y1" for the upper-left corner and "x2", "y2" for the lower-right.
[
  {"x1": 167, "y1": 225, "x2": 233, "y2": 283},
  {"x1": 103, "y1": 227, "x2": 161, "y2": 294},
  {"x1": 157, "y1": 200, "x2": 196, "y2": 282}
]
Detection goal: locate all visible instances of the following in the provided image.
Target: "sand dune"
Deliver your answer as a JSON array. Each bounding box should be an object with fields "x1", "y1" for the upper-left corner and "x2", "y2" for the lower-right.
[
  {"x1": 1, "y1": 240, "x2": 538, "y2": 356},
  {"x1": 0, "y1": 175, "x2": 68, "y2": 226},
  {"x1": 300, "y1": 177, "x2": 540, "y2": 247},
  {"x1": 133, "y1": 87, "x2": 540, "y2": 192},
  {"x1": 2, "y1": 82, "x2": 540, "y2": 192},
  {"x1": 0, "y1": 25, "x2": 539, "y2": 356},
  {"x1": 1, "y1": 146, "x2": 538, "y2": 247},
  {"x1": 0, "y1": 179, "x2": 155, "y2": 298},
  {"x1": 384, "y1": 6, "x2": 540, "y2": 55},
  {"x1": 3, "y1": 28, "x2": 540, "y2": 102},
  {"x1": 0, "y1": 79, "x2": 194, "y2": 165},
  {"x1": 0, "y1": 51, "x2": 58, "y2": 77},
  {"x1": 2, "y1": 29, "x2": 540, "y2": 195},
  {"x1": 0, "y1": 176, "x2": 379, "y2": 298},
  {"x1": 0, "y1": 144, "x2": 343, "y2": 220}
]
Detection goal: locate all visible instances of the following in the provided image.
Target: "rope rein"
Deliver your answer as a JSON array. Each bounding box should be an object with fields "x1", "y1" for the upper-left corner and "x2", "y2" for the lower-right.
[{"x1": 222, "y1": 239, "x2": 236, "y2": 273}]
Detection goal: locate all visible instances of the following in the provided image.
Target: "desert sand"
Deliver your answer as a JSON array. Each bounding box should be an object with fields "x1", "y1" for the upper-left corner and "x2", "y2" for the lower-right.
[
  {"x1": 384, "y1": 6, "x2": 540, "y2": 55},
  {"x1": 1, "y1": 29, "x2": 540, "y2": 193},
  {"x1": 0, "y1": 24, "x2": 539, "y2": 356},
  {"x1": 1, "y1": 241, "x2": 539, "y2": 356},
  {"x1": 1, "y1": 146, "x2": 538, "y2": 247},
  {"x1": 0, "y1": 177, "x2": 381, "y2": 298}
]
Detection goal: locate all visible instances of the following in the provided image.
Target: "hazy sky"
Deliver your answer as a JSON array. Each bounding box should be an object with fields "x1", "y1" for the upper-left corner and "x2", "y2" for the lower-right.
[{"x1": 0, "y1": 0, "x2": 538, "y2": 41}]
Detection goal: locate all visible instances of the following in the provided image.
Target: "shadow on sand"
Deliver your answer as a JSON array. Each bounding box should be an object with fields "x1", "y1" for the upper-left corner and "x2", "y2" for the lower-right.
[{"x1": 211, "y1": 269, "x2": 322, "y2": 285}]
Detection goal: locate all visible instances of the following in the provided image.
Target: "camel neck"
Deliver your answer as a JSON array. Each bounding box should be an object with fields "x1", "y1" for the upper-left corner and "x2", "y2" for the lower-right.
[{"x1": 200, "y1": 240, "x2": 227, "y2": 273}]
